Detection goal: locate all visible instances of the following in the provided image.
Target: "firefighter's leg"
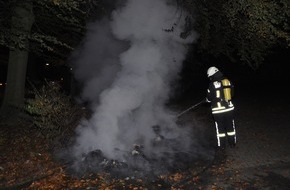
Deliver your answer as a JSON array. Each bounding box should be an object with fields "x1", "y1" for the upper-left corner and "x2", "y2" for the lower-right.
[
  {"x1": 225, "y1": 111, "x2": 236, "y2": 147},
  {"x1": 213, "y1": 114, "x2": 227, "y2": 149},
  {"x1": 213, "y1": 116, "x2": 227, "y2": 164}
]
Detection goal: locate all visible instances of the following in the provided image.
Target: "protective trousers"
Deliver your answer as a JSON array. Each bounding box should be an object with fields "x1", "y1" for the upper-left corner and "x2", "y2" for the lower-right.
[{"x1": 213, "y1": 110, "x2": 236, "y2": 148}]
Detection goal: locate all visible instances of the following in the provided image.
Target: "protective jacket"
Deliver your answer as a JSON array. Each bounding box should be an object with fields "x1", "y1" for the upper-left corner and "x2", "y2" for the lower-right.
[{"x1": 206, "y1": 71, "x2": 234, "y2": 114}]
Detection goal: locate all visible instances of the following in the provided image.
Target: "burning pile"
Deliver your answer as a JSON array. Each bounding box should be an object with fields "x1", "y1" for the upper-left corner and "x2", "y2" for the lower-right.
[{"x1": 69, "y1": 125, "x2": 202, "y2": 179}]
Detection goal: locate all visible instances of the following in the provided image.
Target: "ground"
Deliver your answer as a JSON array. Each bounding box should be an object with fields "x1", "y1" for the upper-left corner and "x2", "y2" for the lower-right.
[{"x1": 0, "y1": 80, "x2": 290, "y2": 190}]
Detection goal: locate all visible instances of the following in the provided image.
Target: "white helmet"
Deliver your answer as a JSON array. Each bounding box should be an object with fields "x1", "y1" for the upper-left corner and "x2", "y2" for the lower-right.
[{"x1": 207, "y1": 66, "x2": 219, "y2": 77}]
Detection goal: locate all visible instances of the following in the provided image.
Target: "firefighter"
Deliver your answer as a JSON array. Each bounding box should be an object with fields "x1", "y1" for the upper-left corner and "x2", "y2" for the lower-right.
[{"x1": 206, "y1": 66, "x2": 236, "y2": 150}]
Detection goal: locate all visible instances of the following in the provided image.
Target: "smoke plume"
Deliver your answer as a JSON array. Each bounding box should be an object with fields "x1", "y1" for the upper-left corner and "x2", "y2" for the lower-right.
[{"x1": 70, "y1": 0, "x2": 198, "y2": 173}]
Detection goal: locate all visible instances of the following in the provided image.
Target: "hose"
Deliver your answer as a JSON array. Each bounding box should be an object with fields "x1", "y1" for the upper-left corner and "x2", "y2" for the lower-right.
[{"x1": 176, "y1": 99, "x2": 206, "y2": 118}]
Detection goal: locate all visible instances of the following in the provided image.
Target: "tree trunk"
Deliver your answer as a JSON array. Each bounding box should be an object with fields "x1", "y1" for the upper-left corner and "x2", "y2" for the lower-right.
[{"x1": 1, "y1": 0, "x2": 34, "y2": 113}]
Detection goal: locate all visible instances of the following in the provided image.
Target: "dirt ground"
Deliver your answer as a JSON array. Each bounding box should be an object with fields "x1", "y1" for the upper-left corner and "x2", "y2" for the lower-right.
[{"x1": 1, "y1": 79, "x2": 290, "y2": 190}]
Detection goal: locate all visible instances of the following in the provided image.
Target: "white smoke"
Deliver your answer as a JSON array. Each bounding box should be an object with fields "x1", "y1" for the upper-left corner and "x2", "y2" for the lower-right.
[{"x1": 71, "y1": 0, "x2": 197, "y2": 162}]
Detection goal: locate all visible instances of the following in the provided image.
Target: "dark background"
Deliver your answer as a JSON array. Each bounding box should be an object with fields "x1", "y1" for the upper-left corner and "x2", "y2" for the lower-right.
[{"x1": 1, "y1": 45, "x2": 289, "y2": 104}]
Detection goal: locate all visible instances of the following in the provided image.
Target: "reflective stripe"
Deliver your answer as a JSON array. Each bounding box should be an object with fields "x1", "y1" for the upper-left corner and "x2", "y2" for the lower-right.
[
  {"x1": 212, "y1": 105, "x2": 226, "y2": 110},
  {"x1": 216, "y1": 90, "x2": 220, "y2": 98},
  {"x1": 232, "y1": 120, "x2": 237, "y2": 143},
  {"x1": 217, "y1": 133, "x2": 226, "y2": 137},
  {"x1": 227, "y1": 131, "x2": 236, "y2": 136},
  {"x1": 212, "y1": 106, "x2": 234, "y2": 114},
  {"x1": 215, "y1": 122, "x2": 220, "y2": 147}
]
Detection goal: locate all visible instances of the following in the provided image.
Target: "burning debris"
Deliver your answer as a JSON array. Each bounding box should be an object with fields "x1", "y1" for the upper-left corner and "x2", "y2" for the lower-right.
[{"x1": 68, "y1": 125, "x2": 206, "y2": 180}]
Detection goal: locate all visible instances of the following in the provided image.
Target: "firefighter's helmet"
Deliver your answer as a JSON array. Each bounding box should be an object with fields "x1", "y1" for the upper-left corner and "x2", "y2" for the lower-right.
[{"x1": 207, "y1": 66, "x2": 219, "y2": 77}]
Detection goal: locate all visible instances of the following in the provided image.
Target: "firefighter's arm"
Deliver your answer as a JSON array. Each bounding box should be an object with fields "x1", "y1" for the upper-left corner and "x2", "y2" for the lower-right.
[{"x1": 206, "y1": 89, "x2": 211, "y2": 102}]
